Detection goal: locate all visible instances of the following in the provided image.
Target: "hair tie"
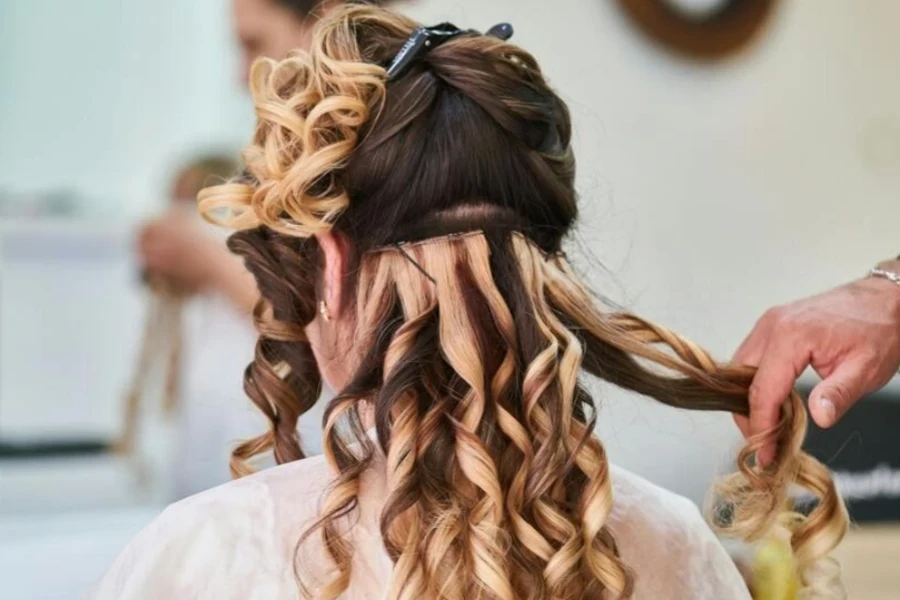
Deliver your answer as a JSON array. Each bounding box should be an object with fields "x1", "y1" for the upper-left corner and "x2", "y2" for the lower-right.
[{"x1": 385, "y1": 21, "x2": 515, "y2": 82}]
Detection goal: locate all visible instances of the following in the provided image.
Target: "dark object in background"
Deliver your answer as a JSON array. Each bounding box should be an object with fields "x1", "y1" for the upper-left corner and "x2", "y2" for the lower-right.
[
  {"x1": 801, "y1": 384, "x2": 900, "y2": 523},
  {"x1": 616, "y1": 0, "x2": 777, "y2": 60},
  {"x1": 0, "y1": 439, "x2": 110, "y2": 460}
]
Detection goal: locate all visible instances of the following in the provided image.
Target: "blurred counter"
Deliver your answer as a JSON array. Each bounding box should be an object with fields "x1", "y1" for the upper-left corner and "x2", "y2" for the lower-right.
[
  {"x1": 0, "y1": 217, "x2": 144, "y2": 443},
  {"x1": 834, "y1": 525, "x2": 900, "y2": 600}
]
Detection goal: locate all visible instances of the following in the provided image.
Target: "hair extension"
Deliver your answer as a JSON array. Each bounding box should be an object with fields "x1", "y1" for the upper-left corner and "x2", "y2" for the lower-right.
[
  {"x1": 117, "y1": 277, "x2": 184, "y2": 454},
  {"x1": 200, "y1": 4, "x2": 847, "y2": 598},
  {"x1": 121, "y1": 153, "x2": 238, "y2": 454}
]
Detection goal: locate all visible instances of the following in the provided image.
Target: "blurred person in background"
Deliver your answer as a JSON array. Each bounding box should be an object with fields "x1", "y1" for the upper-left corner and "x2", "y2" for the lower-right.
[
  {"x1": 89, "y1": 6, "x2": 848, "y2": 598},
  {"x1": 137, "y1": 1, "x2": 395, "y2": 492},
  {"x1": 139, "y1": 154, "x2": 264, "y2": 499},
  {"x1": 141, "y1": 0, "x2": 390, "y2": 313},
  {"x1": 139, "y1": 158, "x2": 257, "y2": 314}
]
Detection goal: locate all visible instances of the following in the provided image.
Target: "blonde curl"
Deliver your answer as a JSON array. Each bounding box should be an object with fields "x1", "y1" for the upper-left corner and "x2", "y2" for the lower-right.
[{"x1": 198, "y1": 7, "x2": 404, "y2": 236}]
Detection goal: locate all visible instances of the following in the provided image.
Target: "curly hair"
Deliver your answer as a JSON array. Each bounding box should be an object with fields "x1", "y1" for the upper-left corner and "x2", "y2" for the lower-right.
[{"x1": 199, "y1": 4, "x2": 847, "y2": 598}]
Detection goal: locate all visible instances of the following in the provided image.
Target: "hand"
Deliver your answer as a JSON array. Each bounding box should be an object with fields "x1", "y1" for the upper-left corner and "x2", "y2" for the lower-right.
[
  {"x1": 138, "y1": 210, "x2": 224, "y2": 294},
  {"x1": 733, "y1": 269, "x2": 900, "y2": 465}
]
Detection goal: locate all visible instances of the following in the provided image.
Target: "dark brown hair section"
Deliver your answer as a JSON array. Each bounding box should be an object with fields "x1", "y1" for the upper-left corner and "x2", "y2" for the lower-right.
[{"x1": 225, "y1": 230, "x2": 322, "y2": 474}]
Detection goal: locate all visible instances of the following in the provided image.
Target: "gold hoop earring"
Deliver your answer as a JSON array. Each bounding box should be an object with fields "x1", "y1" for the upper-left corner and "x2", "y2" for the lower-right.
[{"x1": 319, "y1": 300, "x2": 332, "y2": 322}]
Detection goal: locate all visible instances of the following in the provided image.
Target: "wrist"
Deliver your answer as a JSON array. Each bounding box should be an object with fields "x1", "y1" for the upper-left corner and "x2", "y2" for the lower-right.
[
  {"x1": 866, "y1": 259, "x2": 900, "y2": 321},
  {"x1": 869, "y1": 259, "x2": 900, "y2": 291},
  {"x1": 874, "y1": 258, "x2": 900, "y2": 274}
]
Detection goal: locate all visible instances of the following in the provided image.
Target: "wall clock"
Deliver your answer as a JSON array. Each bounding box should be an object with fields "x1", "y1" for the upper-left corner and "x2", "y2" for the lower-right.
[{"x1": 617, "y1": 0, "x2": 777, "y2": 60}]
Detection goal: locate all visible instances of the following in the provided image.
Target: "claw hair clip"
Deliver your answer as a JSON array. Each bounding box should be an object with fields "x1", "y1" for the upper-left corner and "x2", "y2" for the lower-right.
[{"x1": 385, "y1": 21, "x2": 515, "y2": 81}]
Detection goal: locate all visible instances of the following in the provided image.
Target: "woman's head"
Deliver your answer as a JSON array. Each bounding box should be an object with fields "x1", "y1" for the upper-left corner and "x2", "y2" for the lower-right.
[
  {"x1": 201, "y1": 5, "x2": 846, "y2": 598},
  {"x1": 210, "y1": 5, "x2": 577, "y2": 390}
]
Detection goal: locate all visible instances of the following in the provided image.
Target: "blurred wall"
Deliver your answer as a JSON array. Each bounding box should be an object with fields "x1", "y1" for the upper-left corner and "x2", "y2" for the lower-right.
[
  {"x1": 2, "y1": 0, "x2": 899, "y2": 503},
  {"x1": 0, "y1": 0, "x2": 252, "y2": 214}
]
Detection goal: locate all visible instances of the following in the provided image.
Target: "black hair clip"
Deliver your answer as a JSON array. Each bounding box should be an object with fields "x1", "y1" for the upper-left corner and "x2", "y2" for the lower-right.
[
  {"x1": 486, "y1": 23, "x2": 514, "y2": 41},
  {"x1": 385, "y1": 22, "x2": 515, "y2": 82}
]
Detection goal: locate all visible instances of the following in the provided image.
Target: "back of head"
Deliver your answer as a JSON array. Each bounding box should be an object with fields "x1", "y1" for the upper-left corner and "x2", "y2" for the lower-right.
[
  {"x1": 200, "y1": 5, "x2": 847, "y2": 599},
  {"x1": 215, "y1": 3, "x2": 576, "y2": 250}
]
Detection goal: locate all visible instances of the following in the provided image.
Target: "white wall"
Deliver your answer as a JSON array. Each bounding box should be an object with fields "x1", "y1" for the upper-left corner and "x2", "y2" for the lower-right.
[
  {"x1": 0, "y1": 0, "x2": 252, "y2": 215},
  {"x1": 1, "y1": 0, "x2": 899, "y2": 504}
]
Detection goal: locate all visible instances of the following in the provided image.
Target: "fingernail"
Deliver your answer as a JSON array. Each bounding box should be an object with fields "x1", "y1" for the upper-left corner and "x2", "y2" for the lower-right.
[{"x1": 818, "y1": 398, "x2": 836, "y2": 425}]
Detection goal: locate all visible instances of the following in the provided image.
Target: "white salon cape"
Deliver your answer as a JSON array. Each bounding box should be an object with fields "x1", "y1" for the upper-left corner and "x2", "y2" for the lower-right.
[{"x1": 88, "y1": 448, "x2": 751, "y2": 599}]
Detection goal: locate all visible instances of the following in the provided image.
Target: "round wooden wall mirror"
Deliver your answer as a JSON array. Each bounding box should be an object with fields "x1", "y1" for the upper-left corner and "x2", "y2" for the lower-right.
[{"x1": 617, "y1": 0, "x2": 777, "y2": 60}]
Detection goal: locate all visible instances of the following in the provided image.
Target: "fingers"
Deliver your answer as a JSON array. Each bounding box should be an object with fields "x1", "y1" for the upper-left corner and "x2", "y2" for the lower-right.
[
  {"x1": 809, "y1": 358, "x2": 870, "y2": 428},
  {"x1": 731, "y1": 313, "x2": 772, "y2": 444},
  {"x1": 731, "y1": 308, "x2": 814, "y2": 466},
  {"x1": 138, "y1": 227, "x2": 174, "y2": 276},
  {"x1": 746, "y1": 337, "x2": 810, "y2": 466},
  {"x1": 137, "y1": 219, "x2": 185, "y2": 262},
  {"x1": 137, "y1": 222, "x2": 162, "y2": 253},
  {"x1": 141, "y1": 247, "x2": 165, "y2": 271}
]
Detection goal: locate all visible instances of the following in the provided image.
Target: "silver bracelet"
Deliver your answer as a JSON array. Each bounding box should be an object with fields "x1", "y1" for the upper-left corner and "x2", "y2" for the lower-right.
[{"x1": 868, "y1": 267, "x2": 900, "y2": 286}]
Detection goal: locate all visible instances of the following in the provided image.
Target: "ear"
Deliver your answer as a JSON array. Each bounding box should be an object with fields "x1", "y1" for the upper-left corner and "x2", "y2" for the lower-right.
[{"x1": 316, "y1": 232, "x2": 350, "y2": 317}]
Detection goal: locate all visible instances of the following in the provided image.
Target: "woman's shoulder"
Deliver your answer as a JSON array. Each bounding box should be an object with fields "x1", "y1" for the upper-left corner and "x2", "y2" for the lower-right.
[
  {"x1": 608, "y1": 464, "x2": 751, "y2": 599},
  {"x1": 608, "y1": 463, "x2": 702, "y2": 529},
  {"x1": 157, "y1": 451, "x2": 334, "y2": 540},
  {"x1": 86, "y1": 455, "x2": 335, "y2": 600}
]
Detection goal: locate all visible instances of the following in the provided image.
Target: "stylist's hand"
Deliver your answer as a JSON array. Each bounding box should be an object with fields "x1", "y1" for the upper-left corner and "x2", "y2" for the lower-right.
[
  {"x1": 138, "y1": 209, "x2": 223, "y2": 295},
  {"x1": 733, "y1": 267, "x2": 900, "y2": 465}
]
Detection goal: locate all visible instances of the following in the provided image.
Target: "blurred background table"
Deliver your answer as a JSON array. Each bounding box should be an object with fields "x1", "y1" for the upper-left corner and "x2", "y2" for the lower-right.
[{"x1": 834, "y1": 526, "x2": 900, "y2": 600}]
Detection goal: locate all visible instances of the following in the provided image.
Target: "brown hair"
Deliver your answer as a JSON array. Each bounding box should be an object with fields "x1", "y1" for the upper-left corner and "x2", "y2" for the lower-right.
[{"x1": 200, "y1": 5, "x2": 846, "y2": 598}]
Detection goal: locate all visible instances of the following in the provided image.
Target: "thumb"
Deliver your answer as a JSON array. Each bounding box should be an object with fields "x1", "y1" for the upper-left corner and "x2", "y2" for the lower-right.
[{"x1": 809, "y1": 359, "x2": 869, "y2": 428}]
